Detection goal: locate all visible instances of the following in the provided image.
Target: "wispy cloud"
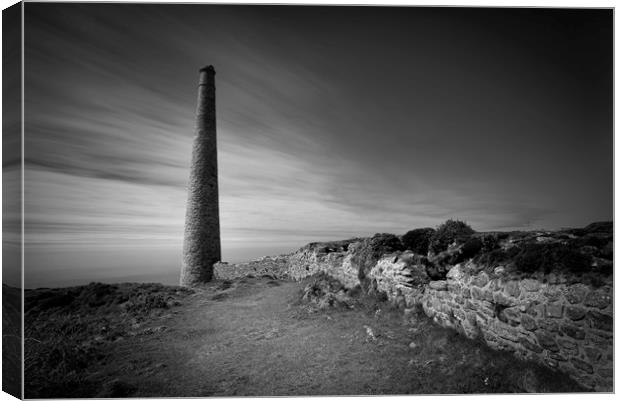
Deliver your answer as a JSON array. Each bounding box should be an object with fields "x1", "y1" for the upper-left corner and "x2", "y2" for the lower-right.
[{"x1": 22, "y1": 4, "x2": 612, "y2": 286}]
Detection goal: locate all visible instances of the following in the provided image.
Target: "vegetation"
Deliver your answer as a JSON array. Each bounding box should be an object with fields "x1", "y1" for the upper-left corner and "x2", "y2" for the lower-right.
[
  {"x1": 513, "y1": 243, "x2": 592, "y2": 274},
  {"x1": 429, "y1": 219, "x2": 475, "y2": 254},
  {"x1": 351, "y1": 233, "x2": 404, "y2": 291},
  {"x1": 25, "y1": 282, "x2": 193, "y2": 398},
  {"x1": 402, "y1": 228, "x2": 435, "y2": 255}
]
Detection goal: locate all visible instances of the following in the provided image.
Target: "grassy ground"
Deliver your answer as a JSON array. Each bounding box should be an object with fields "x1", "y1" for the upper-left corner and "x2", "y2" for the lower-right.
[
  {"x1": 24, "y1": 277, "x2": 586, "y2": 397},
  {"x1": 2, "y1": 284, "x2": 22, "y2": 398}
]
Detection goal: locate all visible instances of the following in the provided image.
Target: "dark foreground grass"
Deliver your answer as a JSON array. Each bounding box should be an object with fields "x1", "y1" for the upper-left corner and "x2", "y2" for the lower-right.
[{"x1": 24, "y1": 277, "x2": 585, "y2": 397}]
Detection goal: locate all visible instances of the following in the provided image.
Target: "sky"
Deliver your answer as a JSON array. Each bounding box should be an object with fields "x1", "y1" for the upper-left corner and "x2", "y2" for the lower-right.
[{"x1": 16, "y1": 4, "x2": 612, "y2": 287}]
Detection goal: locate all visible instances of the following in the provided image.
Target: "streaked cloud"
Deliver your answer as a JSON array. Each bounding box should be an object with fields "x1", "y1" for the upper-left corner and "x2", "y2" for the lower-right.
[{"x1": 21, "y1": 4, "x2": 612, "y2": 287}]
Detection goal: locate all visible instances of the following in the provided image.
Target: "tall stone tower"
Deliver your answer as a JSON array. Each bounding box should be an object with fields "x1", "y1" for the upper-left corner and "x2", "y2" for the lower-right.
[{"x1": 180, "y1": 65, "x2": 221, "y2": 286}]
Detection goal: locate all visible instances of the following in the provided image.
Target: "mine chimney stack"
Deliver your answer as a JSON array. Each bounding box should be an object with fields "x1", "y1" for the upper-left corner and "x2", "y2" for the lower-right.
[{"x1": 180, "y1": 65, "x2": 221, "y2": 286}]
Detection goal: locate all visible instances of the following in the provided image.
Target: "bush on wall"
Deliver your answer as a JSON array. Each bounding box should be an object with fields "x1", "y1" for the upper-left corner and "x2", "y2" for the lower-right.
[
  {"x1": 401, "y1": 228, "x2": 435, "y2": 255},
  {"x1": 429, "y1": 219, "x2": 475, "y2": 254}
]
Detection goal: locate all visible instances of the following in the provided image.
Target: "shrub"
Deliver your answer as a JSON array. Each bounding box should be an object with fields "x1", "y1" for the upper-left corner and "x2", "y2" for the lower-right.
[
  {"x1": 351, "y1": 233, "x2": 404, "y2": 291},
  {"x1": 514, "y1": 243, "x2": 591, "y2": 274},
  {"x1": 456, "y1": 237, "x2": 483, "y2": 262},
  {"x1": 401, "y1": 228, "x2": 435, "y2": 255},
  {"x1": 429, "y1": 219, "x2": 475, "y2": 254},
  {"x1": 481, "y1": 234, "x2": 500, "y2": 253}
]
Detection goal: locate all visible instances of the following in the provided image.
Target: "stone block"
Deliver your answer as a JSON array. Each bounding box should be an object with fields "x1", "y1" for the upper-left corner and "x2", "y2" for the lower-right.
[
  {"x1": 545, "y1": 358, "x2": 559, "y2": 368},
  {"x1": 493, "y1": 291, "x2": 516, "y2": 306},
  {"x1": 535, "y1": 331, "x2": 559, "y2": 352},
  {"x1": 447, "y1": 283, "x2": 461, "y2": 292},
  {"x1": 453, "y1": 308, "x2": 466, "y2": 321},
  {"x1": 521, "y1": 279, "x2": 541, "y2": 292},
  {"x1": 505, "y1": 281, "x2": 521, "y2": 298},
  {"x1": 429, "y1": 280, "x2": 448, "y2": 291},
  {"x1": 558, "y1": 338, "x2": 578, "y2": 350},
  {"x1": 587, "y1": 310, "x2": 612, "y2": 332},
  {"x1": 521, "y1": 314, "x2": 537, "y2": 331},
  {"x1": 545, "y1": 303, "x2": 563, "y2": 319},
  {"x1": 584, "y1": 347, "x2": 601, "y2": 362},
  {"x1": 561, "y1": 324, "x2": 586, "y2": 340},
  {"x1": 497, "y1": 329, "x2": 519, "y2": 343},
  {"x1": 446, "y1": 264, "x2": 464, "y2": 280},
  {"x1": 464, "y1": 299, "x2": 476, "y2": 310},
  {"x1": 565, "y1": 284, "x2": 588, "y2": 304},
  {"x1": 525, "y1": 302, "x2": 540, "y2": 317},
  {"x1": 479, "y1": 300, "x2": 495, "y2": 316},
  {"x1": 475, "y1": 312, "x2": 489, "y2": 326},
  {"x1": 471, "y1": 287, "x2": 485, "y2": 300},
  {"x1": 570, "y1": 358, "x2": 594, "y2": 374},
  {"x1": 543, "y1": 286, "x2": 563, "y2": 302},
  {"x1": 584, "y1": 290, "x2": 611, "y2": 309},
  {"x1": 538, "y1": 319, "x2": 560, "y2": 333},
  {"x1": 549, "y1": 353, "x2": 567, "y2": 361},
  {"x1": 520, "y1": 337, "x2": 543, "y2": 353},
  {"x1": 472, "y1": 272, "x2": 489, "y2": 287},
  {"x1": 565, "y1": 306, "x2": 586, "y2": 321},
  {"x1": 503, "y1": 307, "x2": 521, "y2": 322}
]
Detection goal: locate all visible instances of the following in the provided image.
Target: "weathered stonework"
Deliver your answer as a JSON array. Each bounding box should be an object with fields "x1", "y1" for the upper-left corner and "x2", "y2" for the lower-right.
[
  {"x1": 213, "y1": 255, "x2": 290, "y2": 280},
  {"x1": 207, "y1": 225, "x2": 613, "y2": 391},
  {"x1": 419, "y1": 263, "x2": 613, "y2": 391},
  {"x1": 181, "y1": 66, "x2": 221, "y2": 286}
]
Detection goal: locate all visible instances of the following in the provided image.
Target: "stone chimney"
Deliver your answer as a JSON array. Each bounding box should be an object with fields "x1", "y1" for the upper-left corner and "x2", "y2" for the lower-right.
[{"x1": 180, "y1": 65, "x2": 221, "y2": 286}]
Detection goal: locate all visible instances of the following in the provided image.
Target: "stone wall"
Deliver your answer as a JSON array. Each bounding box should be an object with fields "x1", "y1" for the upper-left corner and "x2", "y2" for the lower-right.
[
  {"x1": 213, "y1": 255, "x2": 289, "y2": 280},
  {"x1": 212, "y1": 228, "x2": 613, "y2": 391},
  {"x1": 420, "y1": 263, "x2": 613, "y2": 391},
  {"x1": 287, "y1": 241, "x2": 360, "y2": 288}
]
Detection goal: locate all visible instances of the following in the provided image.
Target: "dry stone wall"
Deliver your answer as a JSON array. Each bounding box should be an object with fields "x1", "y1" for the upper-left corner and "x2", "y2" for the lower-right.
[
  {"x1": 420, "y1": 263, "x2": 613, "y2": 391},
  {"x1": 213, "y1": 228, "x2": 613, "y2": 391},
  {"x1": 213, "y1": 255, "x2": 289, "y2": 280},
  {"x1": 288, "y1": 241, "x2": 360, "y2": 288}
]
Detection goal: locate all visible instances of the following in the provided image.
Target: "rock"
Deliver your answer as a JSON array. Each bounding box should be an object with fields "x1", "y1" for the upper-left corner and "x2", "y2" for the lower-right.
[
  {"x1": 446, "y1": 264, "x2": 464, "y2": 280},
  {"x1": 535, "y1": 331, "x2": 559, "y2": 352},
  {"x1": 505, "y1": 281, "x2": 520, "y2": 298},
  {"x1": 494, "y1": 266, "x2": 506, "y2": 275},
  {"x1": 584, "y1": 290, "x2": 611, "y2": 309},
  {"x1": 565, "y1": 284, "x2": 588, "y2": 304},
  {"x1": 558, "y1": 338, "x2": 578, "y2": 351},
  {"x1": 409, "y1": 341, "x2": 418, "y2": 349},
  {"x1": 364, "y1": 325, "x2": 376, "y2": 341},
  {"x1": 549, "y1": 353, "x2": 567, "y2": 361},
  {"x1": 584, "y1": 347, "x2": 601, "y2": 362},
  {"x1": 519, "y1": 337, "x2": 542, "y2": 353},
  {"x1": 521, "y1": 279, "x2": 541, "y2": 292},
  {"x1": 428, "y1": 281, "x2": 448, "y2": 291},
  {"x1": 502, "y1": 307, "x2": 521, "y2": 323},
  {"x1": 561, "y1": 324, "x2": 586, "y2": 340},
  {"x1": 587, "y1": 310, "x2": 612, "y2": 332},
  {"x1": 538, "y1": 320, "x2": 560, "y2": 333},
  {"x1": 565, "y1": 306, "x2": 586, "y2": 321},
  {"x1": 544, "y1": 303, "x2": 563, "y2": 319},
  {"x1": 493, "y1": 291, "x2": 516, "y2": 306},
  {"x1": 521, "y1": 314, "x2": 537, "y2": 331},
  {"x1": 472, "y1": 272, "x2": 489, "y2": 288},
  {"x1": 471, "y1": 287, "x2": 485, "y2": 300},
  {"x1": 570, "y1": 358, "x2": 594, "y2": 374}
]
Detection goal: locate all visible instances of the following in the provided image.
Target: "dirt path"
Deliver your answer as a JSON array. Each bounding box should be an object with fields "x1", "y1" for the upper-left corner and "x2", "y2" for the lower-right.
[{"x1": 83, "y1": 277, "x2": 584, "y2": 397}]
